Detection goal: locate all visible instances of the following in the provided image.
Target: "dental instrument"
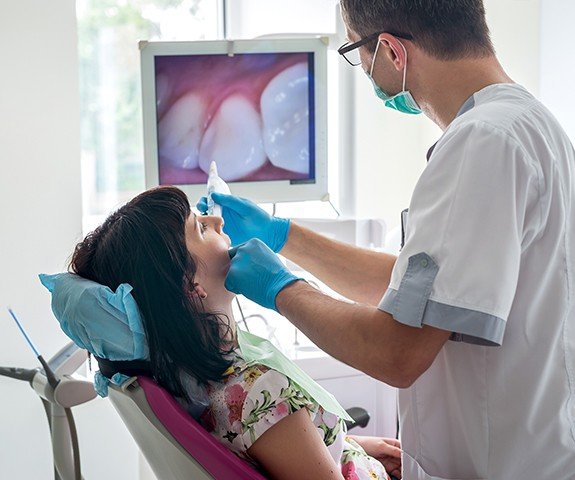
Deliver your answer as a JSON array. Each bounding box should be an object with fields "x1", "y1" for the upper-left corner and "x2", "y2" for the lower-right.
[
  {"x1": 207, "y1": 161, "x2": 231, "y2": 217},
  {"x1": 8, "y1": 307, "x2": 59, "y2": 388}
]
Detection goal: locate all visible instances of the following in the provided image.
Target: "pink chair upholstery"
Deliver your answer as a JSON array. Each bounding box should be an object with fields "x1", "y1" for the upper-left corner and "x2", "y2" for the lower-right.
[{"x1": 138, "y1": 376, "x2": 268, "y2": 480}]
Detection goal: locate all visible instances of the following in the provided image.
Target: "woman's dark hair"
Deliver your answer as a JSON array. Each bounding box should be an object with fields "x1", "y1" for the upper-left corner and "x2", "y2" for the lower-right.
[
  {"x1": 340, "y1": 0, "x2": 495, "y2": 60},
  {"x1": 70, "y1": 186, "x2": 233, "y2": 399}
]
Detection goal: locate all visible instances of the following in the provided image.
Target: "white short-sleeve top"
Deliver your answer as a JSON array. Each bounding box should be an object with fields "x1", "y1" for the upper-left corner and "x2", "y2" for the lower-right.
[{"x1": 379, "y1": 84, "x2": 575, "y2": 479}]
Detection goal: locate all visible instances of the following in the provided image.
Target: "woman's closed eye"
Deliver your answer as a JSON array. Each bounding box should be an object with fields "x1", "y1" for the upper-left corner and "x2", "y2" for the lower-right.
[{"x1": 200, "y1": 222, "x2": 208, "y2": 235}]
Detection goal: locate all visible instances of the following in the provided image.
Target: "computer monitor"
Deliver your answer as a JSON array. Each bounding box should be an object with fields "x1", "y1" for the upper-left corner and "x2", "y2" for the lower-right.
[{"x1": 140, "y1": 38, "x2": 328, "y2": 204}]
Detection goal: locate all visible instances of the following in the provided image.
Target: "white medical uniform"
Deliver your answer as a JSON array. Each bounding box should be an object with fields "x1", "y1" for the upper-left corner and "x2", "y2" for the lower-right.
[{"x1": 379, "y1": 84, "x2": 575, "y2": 479}]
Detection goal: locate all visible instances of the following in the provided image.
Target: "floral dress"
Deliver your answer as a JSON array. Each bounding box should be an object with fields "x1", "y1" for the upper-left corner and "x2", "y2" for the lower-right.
[{"x1": 184, "y1": 351, "x2": 389, "y2": 479}]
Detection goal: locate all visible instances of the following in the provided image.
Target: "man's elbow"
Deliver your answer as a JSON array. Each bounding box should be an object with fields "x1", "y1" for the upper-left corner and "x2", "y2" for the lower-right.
[
  {"x1": 370, "y1": 354, "x2": 430, "y2": 389},
  {"x1": 383, "y1": 369, "x2": 420, "y2": 389}
]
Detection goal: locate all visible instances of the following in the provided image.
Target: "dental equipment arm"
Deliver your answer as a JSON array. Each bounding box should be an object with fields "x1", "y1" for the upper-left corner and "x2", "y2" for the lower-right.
[
  {"x1": 275, "y1": 281, "x2": 451, "y2": 388},
  {"x1": 0, "y1": 341, "x2": 96, "y2": 480}
]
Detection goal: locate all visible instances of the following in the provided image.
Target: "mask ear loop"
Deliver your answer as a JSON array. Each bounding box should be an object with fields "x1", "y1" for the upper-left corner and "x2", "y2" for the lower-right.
[
  {"x1": 370, "y1": 39, "x2": 382, "y2": 78},
  {"x1": 370, "y1": 39, "x2": 409, "y2": 92},
  {"x1": 399, "y1": 41, "x2": 408, "y2": 92}
]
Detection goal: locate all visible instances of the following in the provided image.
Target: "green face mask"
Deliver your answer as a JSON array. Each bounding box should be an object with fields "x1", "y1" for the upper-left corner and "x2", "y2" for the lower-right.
[{"x1": 368, "y1": 40, "x2": 422, "y2": 115}]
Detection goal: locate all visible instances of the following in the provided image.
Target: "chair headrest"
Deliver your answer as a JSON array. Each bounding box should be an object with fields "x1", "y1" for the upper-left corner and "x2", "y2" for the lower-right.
[
  {"x1": 95, "y1": 356, "x2": 152, "y2": 380},
  {"x1": 39, "y1": 272, "x2": 149, "y2": 362}
]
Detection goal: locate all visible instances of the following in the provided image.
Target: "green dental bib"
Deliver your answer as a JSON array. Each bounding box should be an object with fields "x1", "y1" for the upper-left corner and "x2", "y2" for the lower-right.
[{"x1": 237, "y1": 328, "x2": 353, "y2": 422}]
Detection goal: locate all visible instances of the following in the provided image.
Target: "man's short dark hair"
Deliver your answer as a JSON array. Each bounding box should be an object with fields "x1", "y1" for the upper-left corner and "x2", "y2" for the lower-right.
[{"x1": 340, "y1": 0, "x2": 494, "y2": 60}]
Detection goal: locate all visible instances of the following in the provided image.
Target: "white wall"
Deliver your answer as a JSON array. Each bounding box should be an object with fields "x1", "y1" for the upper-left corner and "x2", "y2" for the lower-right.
[
  {"x1": 0, "y1": 1, "x2": 81, "y2": 476},
  {"x1": 226, "y1": 0, "x2": 337, "y2": 37},
  {"x1": 0, "y1": 2, "x2": 137, "y2": 479},
  {"x1": 540, "y1": 0, "x2": 575, "y2": 143}
]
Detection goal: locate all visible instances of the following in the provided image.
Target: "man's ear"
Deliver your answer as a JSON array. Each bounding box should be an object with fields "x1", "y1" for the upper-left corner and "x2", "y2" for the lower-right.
[{"x1": 379, "y1": 33, "x2": 407, "y2": 71}]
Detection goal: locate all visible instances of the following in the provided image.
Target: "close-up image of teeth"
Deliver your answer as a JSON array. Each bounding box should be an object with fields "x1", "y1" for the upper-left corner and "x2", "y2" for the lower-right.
[
  {"x1": 158, "y1": 91, "x2": 207, "y2": 170},
  {"x1": 155, "y1": 52, "x2": 314, "y2": 185},
  {"x1": 261, "y1": 62, "x2": 310, "y2": 175}
]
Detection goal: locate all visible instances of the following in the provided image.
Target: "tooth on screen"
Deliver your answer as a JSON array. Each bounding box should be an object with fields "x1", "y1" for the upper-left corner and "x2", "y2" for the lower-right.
[
  {"x1": 260, "y1": 62, "x2": 310, "y2": 175},
  {"x1": 155, "y1": 74, "x2": 171, "y2": 119},
  {"x1": 158, "y1": 92, "x2": 206, "y2": 169},
  {"x1": 199, "y1": 95, "x2": 266, "y2": 181}
]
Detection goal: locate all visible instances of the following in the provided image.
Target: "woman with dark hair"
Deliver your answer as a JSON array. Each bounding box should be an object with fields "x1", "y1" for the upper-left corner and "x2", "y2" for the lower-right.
[{"x1": 70, "y1": 186, "x2": 401, "y2": 480}]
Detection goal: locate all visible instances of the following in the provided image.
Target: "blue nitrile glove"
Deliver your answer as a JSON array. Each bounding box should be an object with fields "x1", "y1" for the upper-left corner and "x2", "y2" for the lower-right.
[
  {"x1": 225, "y1": 239, "x2": 302, "y2": 311},
  {"x1": 196, "y1": 193, "x2": 290, "y2": 252}
]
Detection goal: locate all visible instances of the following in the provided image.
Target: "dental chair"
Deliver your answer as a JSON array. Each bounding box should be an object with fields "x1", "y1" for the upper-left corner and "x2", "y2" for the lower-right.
[
  {"x1": 102, "y1": 370, "x2": 267, "y2": 480},
  {"x1": 98, "y1": 358, "x2": 369, "y2": 480},
  {"x1": 39, "y1": 273, "x2": 370, "y2": 480}
]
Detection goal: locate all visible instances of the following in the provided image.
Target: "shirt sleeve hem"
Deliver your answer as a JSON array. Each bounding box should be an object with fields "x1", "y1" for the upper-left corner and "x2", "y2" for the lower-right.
[{"x1": 379, "y1": 288, "x2": 505, "y2": 346}]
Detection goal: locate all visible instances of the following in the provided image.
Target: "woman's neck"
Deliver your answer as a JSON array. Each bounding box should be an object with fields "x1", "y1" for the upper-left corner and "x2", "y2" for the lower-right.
[{"x1": 213, "y1": 300, "x2": 238, "y2": 348}]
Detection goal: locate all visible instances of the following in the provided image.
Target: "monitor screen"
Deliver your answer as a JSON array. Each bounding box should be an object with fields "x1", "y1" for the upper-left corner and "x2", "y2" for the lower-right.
[
  {"x1": 141, "y1": 39, "x2": 328, "y2": 204},
  {"x1": 156, "y1": 52, "x2": 315, "y2": 185}
]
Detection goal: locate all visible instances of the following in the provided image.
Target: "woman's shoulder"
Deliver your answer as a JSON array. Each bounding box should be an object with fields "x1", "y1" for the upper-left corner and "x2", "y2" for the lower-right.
[
  {"x1": 242, "y1": 365, "x2": 316, "y2": 415},
  {"x1": 201, "y1": 359, "x2": 318, "y2": 451},
  {"x1": 219, "y1": 359, "x2": 317, "y2": 419},
  {"x1": 238, "y1": 364, "x2": 319, "y2": 448}
]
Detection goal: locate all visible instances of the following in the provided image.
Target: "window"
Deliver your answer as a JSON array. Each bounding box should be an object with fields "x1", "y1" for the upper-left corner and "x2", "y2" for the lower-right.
[
  {"x1": 77, "y1": 0, "x2": 220, "y2": 232},
  {"x1": 78, "y1": 0, "x2": 345, "y2": 230}
]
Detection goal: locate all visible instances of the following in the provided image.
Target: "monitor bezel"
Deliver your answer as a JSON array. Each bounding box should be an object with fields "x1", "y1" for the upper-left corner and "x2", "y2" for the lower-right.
[{"x1": 140, "y1": 38, "x2": 329, "y2": 204}]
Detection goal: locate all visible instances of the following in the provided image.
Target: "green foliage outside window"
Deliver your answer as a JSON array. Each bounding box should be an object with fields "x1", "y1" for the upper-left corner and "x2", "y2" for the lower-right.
[{"x1": 77, "y1": 0, "x2": 207, "y2": 213}]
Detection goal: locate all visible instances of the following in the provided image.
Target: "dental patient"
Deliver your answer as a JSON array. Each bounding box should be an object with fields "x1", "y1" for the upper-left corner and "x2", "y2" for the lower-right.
[{"x1": 67, "y1": 186, "x2": 401, "y2": 480}]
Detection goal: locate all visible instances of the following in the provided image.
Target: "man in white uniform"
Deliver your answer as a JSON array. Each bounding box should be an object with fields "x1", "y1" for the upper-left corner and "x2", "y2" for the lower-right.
[{"x1": 200, "y1": 1, "x2": 575, "y2": 478}]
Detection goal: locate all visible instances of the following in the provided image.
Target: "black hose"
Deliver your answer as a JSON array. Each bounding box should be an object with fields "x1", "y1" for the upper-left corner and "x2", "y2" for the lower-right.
[
  {"x1": 37, "y1": 355, "x2": 60, "y2": 389},
  {"x1": 235, "y1": 297, "x2": 250, "y2": 332},
  {"x1": 41, "y1": 398, "x2": 52, "y2": 430},
  {"x1": 65, "y1": 408, "x2": 82, "y2": 480},
  {"x1": 0, "y1": 366, "x2": 38, "y2": 382}
]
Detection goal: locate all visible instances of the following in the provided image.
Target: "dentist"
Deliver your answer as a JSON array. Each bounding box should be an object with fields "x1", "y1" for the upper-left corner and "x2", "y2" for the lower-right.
[{"x1": 200, "y1": 1, "x2": 575, "y2": 478}]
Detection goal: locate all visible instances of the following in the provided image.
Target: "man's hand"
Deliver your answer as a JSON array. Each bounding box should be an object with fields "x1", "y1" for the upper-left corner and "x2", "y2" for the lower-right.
[
  {"x1": 226, "y1": 239, "x2": 302, "y2": 311},
  {"x1": 348, "y1": 435, "x2": 402, "y2": 479},
  {"x1": 197, "y1": 193, "x2": 290, "y2": 252}
]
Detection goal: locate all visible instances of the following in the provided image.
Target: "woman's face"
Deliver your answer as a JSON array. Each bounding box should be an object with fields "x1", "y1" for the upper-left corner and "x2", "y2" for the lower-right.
[{"x1": 184, "y1": 213, "x2": 234, "y2": 306}]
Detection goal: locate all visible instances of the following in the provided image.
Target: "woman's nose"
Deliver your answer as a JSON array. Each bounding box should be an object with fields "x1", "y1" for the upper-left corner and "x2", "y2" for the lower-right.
[{"x1": 210, "y1": 215, "x2": 224, "y2": 234}]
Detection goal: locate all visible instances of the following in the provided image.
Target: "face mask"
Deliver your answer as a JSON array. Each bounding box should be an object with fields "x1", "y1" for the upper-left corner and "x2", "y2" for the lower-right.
[{"x1": 368, "y1": 40, "x2": 422, "y2": 115}]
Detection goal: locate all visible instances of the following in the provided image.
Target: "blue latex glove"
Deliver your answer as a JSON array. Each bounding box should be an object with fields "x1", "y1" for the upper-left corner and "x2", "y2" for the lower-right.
[
  {"x1": 225, "y1": 239, "x2": 302, "y2": 311},
  {"x1": 196, "y1": 193, "x2": 290, "y2": 253}
]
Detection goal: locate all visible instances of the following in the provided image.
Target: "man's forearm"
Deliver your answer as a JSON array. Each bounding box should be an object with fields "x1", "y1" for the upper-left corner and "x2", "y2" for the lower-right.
[
  {"x1": 276, "y1": 281, "x2": 451, "y2": 388},
  {"x1": 280, "y1": 222, "x2": 397, "y2": 305}
]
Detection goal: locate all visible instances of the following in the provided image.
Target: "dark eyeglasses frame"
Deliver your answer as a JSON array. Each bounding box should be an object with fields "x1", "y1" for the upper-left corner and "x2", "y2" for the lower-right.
[{"x1": 338, "y1": 30, "x2": 414, "y2": 66}]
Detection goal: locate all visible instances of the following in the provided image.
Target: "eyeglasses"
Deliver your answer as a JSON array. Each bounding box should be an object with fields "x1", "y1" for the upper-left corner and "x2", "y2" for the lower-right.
[{"x1": 338, "y1": 30, "x2": 414, "y2": 67}]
